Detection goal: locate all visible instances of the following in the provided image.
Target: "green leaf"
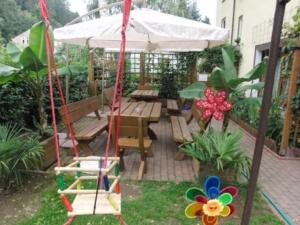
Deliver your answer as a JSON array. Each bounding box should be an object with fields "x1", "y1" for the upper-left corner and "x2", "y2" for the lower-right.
[
  {"x1": 228, "y1": 62, "x2": 266, "y2": 89},
  {"x1": 0, "y1": 64, "x2": 21, "y2": 84},
  {"x1": 6, "y1": 43, "x2": 22, "y2": 63},
  {"x1": 20, "y1": 47, "x2": 44, "y2": 72},
  {"x1": 0, "y1": 64, "x2": 20, "y2": 76},
  {"x1": 222, "y1": 48, "x2": 237, "y2": 82},
  {"x1": 236, "y1": 82, "x2": 265, "y2": 93},
  {"x1": 29, "y1": 21, "x2": 53, "y2": 65},
  {"x1": 58, "y1": 64, "x2": 88, "y2": 76},
  {"x1": 178, "y1": 81, "x2": 206, "y2": 99},
  {"x1": 209, "y1": 67, "x2": 229, "y2": 91}
]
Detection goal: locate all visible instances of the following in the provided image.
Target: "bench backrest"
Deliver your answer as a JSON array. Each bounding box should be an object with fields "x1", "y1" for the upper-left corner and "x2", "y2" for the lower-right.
[
  {"x1": 103, "y1": 86, "x2": 116, "y2": 105},
  {"x1": 190, "y1": 102, "x2": 211, "y2": 130},
  {"x1": 138, "y1": 84, "x2": 153, "y2": 90},
  {"x1": 59, "y1": 96, "x2": 101, "y2": 124},
  {"x1": 114, "y1": 116, "x2": 148, "y2": 148}
]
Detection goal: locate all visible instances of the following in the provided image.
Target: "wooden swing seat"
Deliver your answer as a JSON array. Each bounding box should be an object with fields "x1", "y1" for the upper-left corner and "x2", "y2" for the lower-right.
[{"x1": 68, "y1": 193, "x2": 121, "y2": 216}]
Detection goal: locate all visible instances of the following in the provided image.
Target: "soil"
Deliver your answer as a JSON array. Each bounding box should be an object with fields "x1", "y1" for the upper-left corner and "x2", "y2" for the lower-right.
[{"x1": 0, "y1": 174, "x2": 51, "y2": 225}]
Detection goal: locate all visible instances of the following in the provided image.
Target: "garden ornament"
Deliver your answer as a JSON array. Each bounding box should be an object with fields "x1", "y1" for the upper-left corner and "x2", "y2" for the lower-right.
[
  {"x1": 196, "y1": 88, "x2": 232, "y2": 121},
  {"x1": 185, "y1": 176, "x2": 239, "y2": 225}
]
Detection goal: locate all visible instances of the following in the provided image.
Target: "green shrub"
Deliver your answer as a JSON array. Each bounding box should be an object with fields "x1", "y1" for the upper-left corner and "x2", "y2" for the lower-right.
[
  {"x1": 232, "y1": 96, "x2": 284, "y2": 147},
  {"x1": 198, "y1": 44, "x2": 242, "y2": 73},
  {"x1": 0, "y1": 80, "x2": 37, "y2": 127},
  {"x1": 0, "y1": 123, "x2": 43, "y2": 189},
  {"x1": 0, "y1": 73, "x2": 88, "y2": 130},
  {"x1": 159, "y1": 59, "x2": 179, "y2": 99},
  {"x1": 180, "y1": 129, "x2": 251, "y2": 179}
]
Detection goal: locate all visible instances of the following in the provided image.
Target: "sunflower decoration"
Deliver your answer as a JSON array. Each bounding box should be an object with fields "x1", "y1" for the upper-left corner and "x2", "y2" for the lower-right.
[{"x1": 185, "y1": 176, "x2": 239, "y2": 225}]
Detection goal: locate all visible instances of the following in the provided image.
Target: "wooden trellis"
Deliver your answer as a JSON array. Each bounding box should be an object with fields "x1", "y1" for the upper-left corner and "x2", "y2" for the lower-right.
[
  {"x1": 280, "y1": 37, "x2": 300, "y2": 154},
  {"x1": 88, "y1": 51, "x2": 195, "y2": 95}
]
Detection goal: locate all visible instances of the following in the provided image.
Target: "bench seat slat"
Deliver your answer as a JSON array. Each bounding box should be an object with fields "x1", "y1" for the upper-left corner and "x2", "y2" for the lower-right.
[
  {"x1": 75, "y1": 118, "x2": 108, "y2": 140},
  {"x1": 170, "y1": 116, "x2": 183, "y2": 143},
  {"x1": 178, "y1": 117, "x2": 193, "y2": 142}
]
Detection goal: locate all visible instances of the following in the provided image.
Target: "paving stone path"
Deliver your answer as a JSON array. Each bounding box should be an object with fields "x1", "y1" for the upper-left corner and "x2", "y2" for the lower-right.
[{"x1": 226, "y1": 120, "x2": 300, "y2": 225}]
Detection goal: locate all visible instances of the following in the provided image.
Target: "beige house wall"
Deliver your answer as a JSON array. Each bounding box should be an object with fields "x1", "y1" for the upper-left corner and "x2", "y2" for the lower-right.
[{"x1": 216, "y1": 0, "x2": 300, "y2": 76}]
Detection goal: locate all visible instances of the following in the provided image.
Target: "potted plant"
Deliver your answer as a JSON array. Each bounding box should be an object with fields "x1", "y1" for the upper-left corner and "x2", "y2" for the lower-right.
[{"x1": 180, "y1": 128, "x2": 251, "y2": 181}]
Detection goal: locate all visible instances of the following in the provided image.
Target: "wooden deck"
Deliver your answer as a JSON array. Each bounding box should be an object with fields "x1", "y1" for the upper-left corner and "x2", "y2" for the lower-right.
[{"x1": 84, "y1": 112, "x2": 196, "y2": 181}]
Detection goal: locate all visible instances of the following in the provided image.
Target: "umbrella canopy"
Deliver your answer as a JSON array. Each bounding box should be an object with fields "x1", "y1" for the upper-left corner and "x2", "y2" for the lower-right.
[{"x1": 54, "y1": 8, "x2": 229, "y2": 52}]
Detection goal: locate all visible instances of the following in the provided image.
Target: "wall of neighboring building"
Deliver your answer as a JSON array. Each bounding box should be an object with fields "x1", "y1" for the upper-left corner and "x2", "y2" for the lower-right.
[
  {"x1": 12, "y1": 30, "x2": 30, "y2": 47},
  {"x1": 216, "y1": 0, "x2": 300, "y2": 76}
]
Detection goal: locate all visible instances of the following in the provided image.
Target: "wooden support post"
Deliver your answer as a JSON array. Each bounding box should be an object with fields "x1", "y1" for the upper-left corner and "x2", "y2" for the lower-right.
[
  {"x1": 280, "y1": 37, "x2": 300, "y2": 155},
  {"x1": 190, "y1": 55, "x2": 197, "y2": 84},
  {"x1": 88, "y1": 49, "x2": 96, "y2": 96},
  {"x1": 140, "y1": 52, "x2": 145, "y2": 85}
]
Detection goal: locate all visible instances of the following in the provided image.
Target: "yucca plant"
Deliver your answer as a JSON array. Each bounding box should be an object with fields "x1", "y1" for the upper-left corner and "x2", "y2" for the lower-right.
[
  {"x1": 180, "y1": 128, "x2": 251, "y2": 179},
  {"x1": 0, "y1": 123, "x2": 43, "y2": 189}
]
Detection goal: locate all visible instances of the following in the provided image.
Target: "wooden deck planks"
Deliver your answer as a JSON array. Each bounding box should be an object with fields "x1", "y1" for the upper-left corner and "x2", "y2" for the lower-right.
[{"x1": 90, "y1": 116, "x2": 195, "y2": 181}]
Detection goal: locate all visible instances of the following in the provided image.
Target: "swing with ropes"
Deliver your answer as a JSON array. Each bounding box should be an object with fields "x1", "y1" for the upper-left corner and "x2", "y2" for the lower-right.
[{"x1": 39, "y1": 0, "x2": 132, "y2": 224}]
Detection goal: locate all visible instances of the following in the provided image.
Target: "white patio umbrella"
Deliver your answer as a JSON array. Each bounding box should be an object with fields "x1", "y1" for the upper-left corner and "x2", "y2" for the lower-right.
[{"x1": 54, "y1": 8, "x2": 229, "y2": 52}]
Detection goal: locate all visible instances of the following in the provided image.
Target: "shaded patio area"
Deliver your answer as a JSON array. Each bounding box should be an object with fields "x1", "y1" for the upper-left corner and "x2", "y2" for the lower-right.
[{"x1": 88, "y1": 110, "x2": 196, "y2": 182}]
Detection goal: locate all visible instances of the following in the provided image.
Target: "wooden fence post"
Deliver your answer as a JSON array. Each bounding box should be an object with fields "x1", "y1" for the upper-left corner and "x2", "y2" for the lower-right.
[
  {"x1": 88, "y1": 49, "x2": 96, "y2": 96},
  {"x1": 190, "y1": 55, "x2": 198, "y2": 84},
  {"x1": 280, "y1": 37, "x2": 300, "y2": 155},
  {"x1": 140, "y1": 52, "x2": 145, "y2": 85}
]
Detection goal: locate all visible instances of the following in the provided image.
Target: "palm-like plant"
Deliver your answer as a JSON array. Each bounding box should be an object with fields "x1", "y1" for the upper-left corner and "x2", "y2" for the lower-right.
[
  {"x1": 179, "y1": 47, "x2": 266, "y2": 130},
  {"x1": 0, "y1": 123, "x2": 43, "y2": 189},
  {"x1": 0, "y1": 22, "x2": 87, "y2": 135},
  {"x1": 180, "y1": 129, "x2": 251, "y2": 179}
]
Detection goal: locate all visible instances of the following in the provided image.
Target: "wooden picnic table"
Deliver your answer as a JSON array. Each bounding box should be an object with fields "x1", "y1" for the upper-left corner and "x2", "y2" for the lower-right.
[
  {"x1": 114, "y1": 101, "x2": 161, "y2": 122},
  {"x1": 113, "y1": 101, "x2": 162, "y2": 139},
  {"x1": 130, "y1": 90, "x2": 159, "y2": 101}
]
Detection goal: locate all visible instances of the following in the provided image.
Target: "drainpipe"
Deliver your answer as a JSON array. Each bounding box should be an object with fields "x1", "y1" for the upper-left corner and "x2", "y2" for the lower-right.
[{"x1": 231, "y1": 0, "x2": 236, "y2": 44}]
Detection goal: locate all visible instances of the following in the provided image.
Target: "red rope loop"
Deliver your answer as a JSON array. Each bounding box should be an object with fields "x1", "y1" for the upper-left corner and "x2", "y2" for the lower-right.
[{"x1": 39, "y1": 0, "x2": 79, "y2": 167}]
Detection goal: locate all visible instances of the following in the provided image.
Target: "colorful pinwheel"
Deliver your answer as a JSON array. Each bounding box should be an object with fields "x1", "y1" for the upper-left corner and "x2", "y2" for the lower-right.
[
  {"x1": 196, "y1": 88, "x2": 233, "y2": 121},
  {"x1": 185, "y1": 176, "x2": 239, "y2": 225}
]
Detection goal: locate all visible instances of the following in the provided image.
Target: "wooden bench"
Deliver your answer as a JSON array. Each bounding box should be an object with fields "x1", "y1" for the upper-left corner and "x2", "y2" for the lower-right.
[
  {"x1": 103, "y1": 86, "x2": 130, "y2": 109},
  {"x1": 170, "y1": 103, "x2": 209, "y2": 160},
  {"x1": 167, "y1": 99, "x2": 180, "y2": 114},
  {"x1": 59, "y1": 96, "x2": 108, "y2": 155}
]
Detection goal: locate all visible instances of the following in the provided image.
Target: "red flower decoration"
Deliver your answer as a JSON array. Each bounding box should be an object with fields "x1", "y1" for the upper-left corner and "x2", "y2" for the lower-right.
[{"x1": 196, "y1": 88, "x2": 233, "y2": 121}]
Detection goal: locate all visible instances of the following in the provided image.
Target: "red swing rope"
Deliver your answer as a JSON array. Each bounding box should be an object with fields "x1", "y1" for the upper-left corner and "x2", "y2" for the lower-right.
[
  {"x1": 39, "y1": 0, "x2": 79, "y2": 168},
  {"x1": 93, "y1": 0, "x2": 132, "y2": 215},
  {"x1": 40, "y1": 0, "x2": 131, "y2": 223},
  {"x1": 105, "y1": 0, "x2": 132, "y2": 163}
]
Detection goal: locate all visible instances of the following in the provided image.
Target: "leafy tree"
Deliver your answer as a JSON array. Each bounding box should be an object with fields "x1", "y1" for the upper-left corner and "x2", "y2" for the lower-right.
[
  {"x1": 86, "y1": 0, "x2": 204, "y2": 22},
  {"x1": 0, "y1": 0, "x2": 37, "y2": 42},
  {"x1": 15, "y1": 0, "x2": 79, "y2": 27},
  {"x1": 0, "y1": 0, "x2": 78, "y2": 43},
  {"x1": 87, "y1": 0, "x2": 101, "y2": 18}
]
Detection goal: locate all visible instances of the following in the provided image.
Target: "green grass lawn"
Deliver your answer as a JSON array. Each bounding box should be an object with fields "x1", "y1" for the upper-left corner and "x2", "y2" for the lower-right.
[{"x1": 15, "y1": 178, "x2": 283, "y2": 225}]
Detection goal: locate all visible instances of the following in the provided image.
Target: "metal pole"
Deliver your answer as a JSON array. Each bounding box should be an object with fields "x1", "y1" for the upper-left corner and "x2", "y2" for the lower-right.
[{"x1": 241, "y1": 1, "x2": 289, "y2": 224}]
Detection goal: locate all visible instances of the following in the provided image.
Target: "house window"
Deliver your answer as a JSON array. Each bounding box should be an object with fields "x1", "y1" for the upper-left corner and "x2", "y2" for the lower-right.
[
  {"x1": 221, "y1": 17, "x2": 226, "y2": 28},
  {"x1": 237, "y1": 15, "x2": 243, "y2": 39}
]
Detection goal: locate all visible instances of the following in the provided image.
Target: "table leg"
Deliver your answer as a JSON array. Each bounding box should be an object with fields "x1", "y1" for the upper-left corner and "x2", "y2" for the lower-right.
[
  {"x1": 148, "y1": 127, "x2": 157, "y2": 140},
  {"x1": 78, "y1": 142, "x2": 95, "y2": 156}
]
